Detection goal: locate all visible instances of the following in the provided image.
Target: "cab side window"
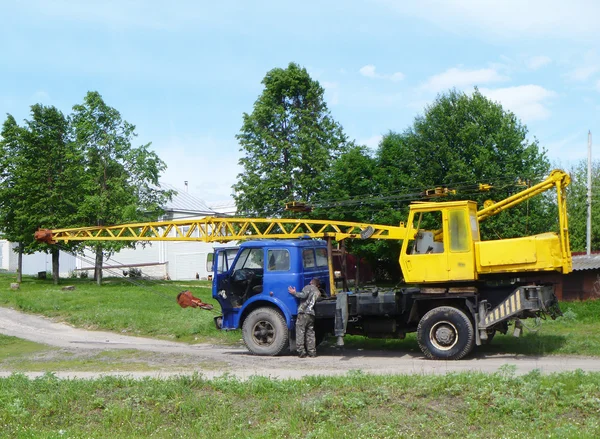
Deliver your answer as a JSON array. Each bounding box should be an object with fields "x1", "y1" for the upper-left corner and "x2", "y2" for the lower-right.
[
  {"x1": 302, "y1": 249, "x2": 316, "y2": 268},
  {"x1": 267, "y1": 249, "x2": 290, "y2": 271},
  {"x1": 405, "y1": 210, "x2": 444, "y2": 255},
  {"x1": 315, "y1": 248, "x2": 328, "y2": 267},
  {"x1": 448, "y1": 209, "x2": 469, "y2": 252}
]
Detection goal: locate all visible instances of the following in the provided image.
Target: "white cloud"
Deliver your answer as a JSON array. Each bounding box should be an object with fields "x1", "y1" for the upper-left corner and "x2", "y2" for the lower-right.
[
  {"x1": 359, "y1": 135, "x2": 383, "y2": 150},
  {"x1": 478, "y1": 85, "x2": 556, "y2": 122},
  {"x1": 545, "y1": 132, "x2": 589, "y2": 160},
  {"x1": 422, "y1": 67, "x2": 508, "y2": 93},
  {"x1": 359, "y1": 64, "x2": 405, "y2": 81},
  {"x1": 389, "y1": 72, "x2": 405, "y2": 81},
  {"x1": 31, "y1": 91, "x2": 52, "y2": 103},
  {"x1": 359, "y1": 65, "x2": 377, "y2": 78},
  {"x1": 322, "y1": 81, "x2": 340, "y2": 105},
  {"x1": 568, "y1": 65, "x2": 600, "y2": 81},
  {"x1": 527, "y1": 55, "x2": 551, "y2": 70},
  {"x1": 382, "y1": 0, "x2": 600, "y2": 41},
  {"x1": 155, "y1": 136, "x2": 241, "y2": 204}
]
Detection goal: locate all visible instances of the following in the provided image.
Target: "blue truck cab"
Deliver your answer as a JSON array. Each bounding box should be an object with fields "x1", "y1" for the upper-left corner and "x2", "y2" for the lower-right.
[{"x1": 211, "y1": 239, "x2": 329, "y2": 355}]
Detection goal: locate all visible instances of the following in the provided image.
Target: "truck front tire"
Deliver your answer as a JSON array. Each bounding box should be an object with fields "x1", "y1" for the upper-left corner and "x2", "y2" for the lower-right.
[
  {"x1": 242, "y1": 307, "x2": 289, "y2": 356},
  {"x1": 417, "y1": 306, "x2": 475, "y2": 360}
]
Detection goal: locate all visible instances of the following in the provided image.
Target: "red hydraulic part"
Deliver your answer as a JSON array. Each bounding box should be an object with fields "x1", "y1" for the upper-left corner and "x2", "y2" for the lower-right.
[
  {"x1": 177, "y1": 290, "x2": 214, "y2": 310},
  {"x1": 34, "y1": 229, "x2": 55, "y2": 244}
]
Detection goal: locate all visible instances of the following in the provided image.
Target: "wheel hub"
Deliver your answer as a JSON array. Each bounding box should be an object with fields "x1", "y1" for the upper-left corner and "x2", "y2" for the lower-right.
[
  {"x1": 252, "y1": 320, "x2": 275, "y2": 346},
  {"x1": 430, "y1": 321, "x2": 459, "y2": 351}
]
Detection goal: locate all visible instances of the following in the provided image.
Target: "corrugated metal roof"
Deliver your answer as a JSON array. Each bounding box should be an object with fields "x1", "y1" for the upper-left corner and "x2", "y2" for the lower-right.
[
  {"x1": 572, "y1": 254, "x2": 600, "y2": 271},
  {"x1": 159, "y1": 182, "x2": 217, "y2": 215}
]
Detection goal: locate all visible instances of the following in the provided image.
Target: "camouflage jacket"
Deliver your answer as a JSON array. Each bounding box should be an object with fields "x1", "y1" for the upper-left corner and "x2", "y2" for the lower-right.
[{"x1": 295, "y1": 284, "x2": 320, "y2": 316}]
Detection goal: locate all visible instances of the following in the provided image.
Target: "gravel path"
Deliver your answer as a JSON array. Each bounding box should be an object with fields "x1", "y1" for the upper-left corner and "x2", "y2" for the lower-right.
[{"x1": 2, "y1": 306, "x2": 600, "y2": 380}]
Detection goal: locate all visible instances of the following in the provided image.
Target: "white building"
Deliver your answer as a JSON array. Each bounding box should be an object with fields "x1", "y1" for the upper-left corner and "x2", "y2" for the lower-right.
[
  {"x1": 77, "y1": 183, "x2": 235, "y2": 280},
  {"x1": 0, "y1": 240, "x2": 77, "y2": 277},
  {"x1": 1, "y1": 183, "x2": 236, "y2": 280}
]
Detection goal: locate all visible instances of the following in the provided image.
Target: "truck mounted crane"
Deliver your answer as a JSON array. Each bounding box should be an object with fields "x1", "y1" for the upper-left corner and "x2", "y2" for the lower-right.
[{"x1": 35, "y1": 169, "x2": 571, "y2": 360}]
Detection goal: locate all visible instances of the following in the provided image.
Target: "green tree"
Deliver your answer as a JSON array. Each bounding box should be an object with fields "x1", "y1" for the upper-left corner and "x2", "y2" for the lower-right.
[
  {"x1": 233, "y1": 62, "x2": 348, "y2": 216},
  {"x1": 0, "y1": 106, "x2": 81, "y2": 284},
  {"x1": 315, "y1": 89, "x2": 552, "y2": 281},
  {"x1": 386, "y1": 89, "x2": 552, "y2": 242},
  {"x1": 71, "y1": 91, "x2": 171, "y2": 285},
  {"x1": 566, "y1": 160, "x2": 600, "y2": 252},
  {"x1": 0, "y1": 115, "x2": 29, "y2": 282}
]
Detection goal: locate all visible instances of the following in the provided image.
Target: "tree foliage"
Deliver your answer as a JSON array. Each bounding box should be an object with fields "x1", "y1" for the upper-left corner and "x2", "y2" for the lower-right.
[
  {"x1": 316, "y1": 89, "x2": 553, "y2": 280},
  {"x1": 0, "y1": 92, "x2": 171, "y2": 283},
  {"x1": 233, "y1": 63, "x2": 348, "y2": 216},
  {"x1": 566, "y1": 160, "x2": 600, "y2": 252},
  {"x1": 71, "y1": 91, "x2": 171, "y2": 283},
  {"x1": 0, "y1": 106, "x2": 81, "y2": 283}
]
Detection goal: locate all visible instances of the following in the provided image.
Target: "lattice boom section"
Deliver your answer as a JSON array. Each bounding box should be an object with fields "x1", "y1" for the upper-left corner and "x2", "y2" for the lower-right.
[{"x1": 48, "y1": 217, "x2": 407, "y2": 243}]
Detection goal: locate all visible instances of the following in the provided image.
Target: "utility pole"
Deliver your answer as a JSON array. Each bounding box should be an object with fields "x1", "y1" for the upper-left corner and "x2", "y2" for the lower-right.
[{"x1": 587, "y1": 131, "x2": 592, "y2": 255}]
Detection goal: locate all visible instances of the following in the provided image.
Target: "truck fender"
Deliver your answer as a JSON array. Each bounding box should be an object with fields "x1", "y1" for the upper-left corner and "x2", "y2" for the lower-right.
[{"x1": 240, "y1": 295, "x2": 294, "y2": 329}]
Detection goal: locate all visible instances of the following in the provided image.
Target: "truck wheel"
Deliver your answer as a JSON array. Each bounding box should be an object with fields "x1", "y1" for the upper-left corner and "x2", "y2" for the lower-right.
[
  {"x1": 417, "y1": 306, "x2": 475, "y2": 360},
  {"x1": 242, "y1": 307, "x2": 289, "y2": 356}
]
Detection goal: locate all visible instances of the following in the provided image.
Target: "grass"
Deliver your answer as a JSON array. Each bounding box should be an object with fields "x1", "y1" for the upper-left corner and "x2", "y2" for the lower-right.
[
  {"x1": 2, "y1": 272, "x2": 600, "y2": 357},
  {"x1": 0, "y1": 334, "x2": 52, "y2": 361},
  {"x1": 0, "y1": 334, "x2": 226, "y2": 372},
  {"x1": 0, "y1": 273, "x2": 240, "y2": 345},
  {"x1": 342, "y1": 300, "x2": 600, "y2": 357},
  {"x1": 1, "y1": 369, "x2": 600, "y2": 438}
]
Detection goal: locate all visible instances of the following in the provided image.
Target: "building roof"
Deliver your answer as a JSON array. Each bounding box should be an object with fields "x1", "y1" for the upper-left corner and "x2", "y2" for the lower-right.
[
  {"x1": 159, "y1": 182, "x2": 217, "y2": 215},
  {"x1": 572, "y1": 254, "x2": 600, "y2": 271}
]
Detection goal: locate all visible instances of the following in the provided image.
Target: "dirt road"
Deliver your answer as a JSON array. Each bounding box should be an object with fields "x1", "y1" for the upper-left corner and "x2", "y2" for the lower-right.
[{"x1": 1, "y1": 306, "x2": 599, "y2": 380}]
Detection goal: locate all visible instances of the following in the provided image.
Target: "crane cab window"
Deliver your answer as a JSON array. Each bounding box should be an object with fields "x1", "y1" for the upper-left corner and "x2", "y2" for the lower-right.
[
  {"x1": 406, "y1": 210, "x2": 444, "y2": 255},
  {"x1": 267, "y1": 249, "x2": 290, "y2": 271}
]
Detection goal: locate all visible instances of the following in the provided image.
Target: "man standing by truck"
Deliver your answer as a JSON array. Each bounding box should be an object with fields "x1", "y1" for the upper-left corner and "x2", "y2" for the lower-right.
[{"x1": 288, "y1": 278, "x2": 321, "y2": 358}]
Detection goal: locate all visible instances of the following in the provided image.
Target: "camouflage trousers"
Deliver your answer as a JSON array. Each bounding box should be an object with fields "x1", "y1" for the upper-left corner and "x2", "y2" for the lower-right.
[{"x1": 296, "y1": 313, "x2": 316, "y2": 356}]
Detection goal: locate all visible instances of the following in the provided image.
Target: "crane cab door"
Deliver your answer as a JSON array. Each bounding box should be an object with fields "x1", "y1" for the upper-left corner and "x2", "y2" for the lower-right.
[
  {"x1": 210, "y1": 247, "x2": 240, "y2": 308},
  {"x1": 400, "y1": 203, "x2": 478, "y2": 284}
]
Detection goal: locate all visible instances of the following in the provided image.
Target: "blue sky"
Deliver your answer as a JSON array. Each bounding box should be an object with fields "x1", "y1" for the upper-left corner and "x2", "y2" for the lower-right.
[{"x1": 1, "y1": 0, "x2": 599, "y2": 205}]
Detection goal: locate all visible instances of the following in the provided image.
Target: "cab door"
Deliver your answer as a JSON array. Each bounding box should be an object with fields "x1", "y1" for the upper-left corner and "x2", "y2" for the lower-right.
[
  {"x1": 400, "y1": 208, "x2": 449, "y2": 283},
  {"x1": 211, "y1": 247, "x2": 239, "y2": 306},
  {"x1": 446, "y1": 206, "x2": 477, "y2": 281}
]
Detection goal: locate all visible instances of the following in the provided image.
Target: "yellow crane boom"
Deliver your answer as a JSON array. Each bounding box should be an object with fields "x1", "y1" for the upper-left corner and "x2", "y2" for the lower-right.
[
  {"x1": 35, "y1": 169, "x2": 572, "y2": 281},
  {"x1": 35, "y1": 217, "x2": 407, "y2": 244}
]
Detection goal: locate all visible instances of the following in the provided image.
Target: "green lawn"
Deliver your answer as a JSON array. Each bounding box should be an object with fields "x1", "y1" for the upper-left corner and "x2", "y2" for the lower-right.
[
  {"x1": 1, "y1": 369, "x2": 599, "y2": 438},
  {"x1": 1, "y1": 272, "x2": 600, "y2": 357},
  {"x1": 0, "y1": 334, "x2": 226, "y2": 372},
  {"x1": 342, "y1": 300, "x2": 600, "y2": 357},
  {"x1": 0, "y1": 272, "x2": 239, "y2": 345}
]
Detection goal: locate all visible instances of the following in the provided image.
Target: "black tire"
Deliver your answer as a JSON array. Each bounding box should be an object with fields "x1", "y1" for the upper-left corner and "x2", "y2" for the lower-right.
[
  {"x1": 417, "y1": 306, "x2": 475, "y2": 360},
  {"x1": 242, "y1": 307, "x2": 289, "y2": 356}
]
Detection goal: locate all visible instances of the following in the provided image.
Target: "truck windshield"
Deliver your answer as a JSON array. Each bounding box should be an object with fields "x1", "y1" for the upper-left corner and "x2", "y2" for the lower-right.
[{"x1": 232, "y1": 248, "x2": 264, "y2": 271}]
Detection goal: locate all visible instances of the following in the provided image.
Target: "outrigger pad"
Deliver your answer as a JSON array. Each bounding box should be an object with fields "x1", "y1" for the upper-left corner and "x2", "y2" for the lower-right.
[{"x1": 177, "y1": 290, "x2": 214, "y2": 310}]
